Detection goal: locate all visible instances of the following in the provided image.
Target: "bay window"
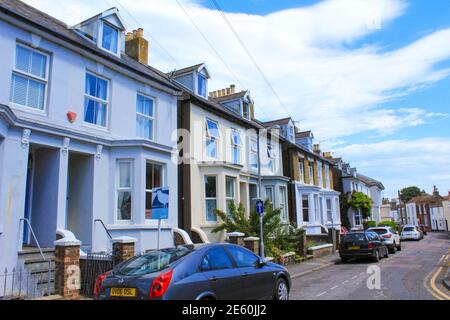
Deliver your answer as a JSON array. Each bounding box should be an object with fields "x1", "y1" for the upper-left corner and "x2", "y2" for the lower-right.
[
  {"x1": 145, "y1": 163, "x2": 163, "y2": 220},
  {"x1": 117, "y1": 160, "x2": 133, "y2": 221},
  {"x1": 226, "y1": 177, "x2": 236, "y2": 215},
  {"x1": 205, "y1": 176, "x2": 217, "y2": 222},
  {"x1": 267, "y1": 141, "x2": 275, "y2": 172},
  {"x1": 302, "y1": 195, "x2": 310, "y2": 222},
  {"x1": 265, "y1": 186, "x2": 274, "y2": 209},
  {"x1": 10, "y1": 44, "x2": 49, "y2": 110}
]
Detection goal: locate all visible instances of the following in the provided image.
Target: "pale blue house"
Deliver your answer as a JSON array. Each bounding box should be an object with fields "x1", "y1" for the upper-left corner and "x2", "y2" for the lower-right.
[{"x1": 0, "y1": 0, "x2": 180, "y2": 273}]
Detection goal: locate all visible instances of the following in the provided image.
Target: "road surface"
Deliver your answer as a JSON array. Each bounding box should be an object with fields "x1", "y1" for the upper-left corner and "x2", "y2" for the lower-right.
[{"x1": 290, "y1": 232, "x2": 450, "y2": 300}]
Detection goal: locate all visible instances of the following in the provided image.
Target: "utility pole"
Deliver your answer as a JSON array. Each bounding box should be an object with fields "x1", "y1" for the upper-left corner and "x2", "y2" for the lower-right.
[{"x1": 257, "y1": 128, "x2": 264, "y2": 260}]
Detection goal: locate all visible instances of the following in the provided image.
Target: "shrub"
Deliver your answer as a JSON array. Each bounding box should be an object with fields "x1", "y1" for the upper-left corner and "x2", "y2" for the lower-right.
[
  {"x1": 378, "y1": 220, "x2": 398, "y2": 230},
  {"x1": 348, "y1": 192, "x2": 373, "y2": 219},
  {"x1": 363, "y1": 221, "x2": 377, "y2": 229}
]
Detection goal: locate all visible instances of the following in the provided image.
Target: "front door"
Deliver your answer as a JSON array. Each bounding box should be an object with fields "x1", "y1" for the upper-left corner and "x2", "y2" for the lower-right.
[{"x1": 23, "y1": 152, "x2": 34, "y2": 245}]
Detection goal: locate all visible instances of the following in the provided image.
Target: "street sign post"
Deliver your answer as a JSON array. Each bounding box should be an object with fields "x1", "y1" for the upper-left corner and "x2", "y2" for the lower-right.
[
  {"x1": 256, "y1": 199, "x2": 265, "y2": 260},
  {"x1": 151, "y1": 187, "x2": 169, "y2": 249}
]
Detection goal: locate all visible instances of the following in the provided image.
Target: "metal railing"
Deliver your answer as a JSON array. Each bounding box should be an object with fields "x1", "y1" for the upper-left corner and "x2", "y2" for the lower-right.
[
  {"x1": 20, "y1": 218, "x2": 52, "y2": 296},
  {"x1": 94, "y1": 219, "x2": 112, "y2": 239}
]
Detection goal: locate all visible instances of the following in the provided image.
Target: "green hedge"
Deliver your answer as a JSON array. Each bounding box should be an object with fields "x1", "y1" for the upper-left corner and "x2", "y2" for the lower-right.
[
  {"x1": 363, "y1": 221, "x2": 377, "y2": 229},
  {"x1": 377, "y1": 220, "x2": 398, "y2": 230}
]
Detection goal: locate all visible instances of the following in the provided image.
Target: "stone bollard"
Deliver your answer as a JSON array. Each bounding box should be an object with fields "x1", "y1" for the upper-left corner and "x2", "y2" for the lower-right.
[
  {"x1": 297, "y1": 232, "x2": 307, "y2": 257},
  {"x1": 54, "y1": 238, "x2": 81, "y2": 300},
  {"x1": 244, "y1": 237, "x2": 260, "y2": 255},
  {"x1": 227, "y1": 232, "x2": 245, "y2": 246},
  {"x1": 112, "y1": 236, "x2": 137, "y2": 265}
]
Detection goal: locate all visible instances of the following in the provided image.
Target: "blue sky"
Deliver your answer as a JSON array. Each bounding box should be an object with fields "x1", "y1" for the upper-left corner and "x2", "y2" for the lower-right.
[{"x1": 26, "y1": 0, "x2": 450, "y2": 198}]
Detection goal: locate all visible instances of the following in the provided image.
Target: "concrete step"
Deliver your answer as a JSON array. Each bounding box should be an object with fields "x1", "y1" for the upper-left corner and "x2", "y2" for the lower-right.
[
  {"x1": 24, "y1": 259, "x2": 55, "y2": 271},
  {"x1": 18, "y1": 248, "x2": 55, "y2": 261}
]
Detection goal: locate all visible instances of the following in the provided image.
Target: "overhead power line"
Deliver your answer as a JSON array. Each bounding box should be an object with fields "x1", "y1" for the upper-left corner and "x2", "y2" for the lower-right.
[
  {"x1": 211, "y1": 0, "x2": 293, "y2": 120},
  {"x1": 110, "y1": 0, "x2": 182, "y2": 68}
]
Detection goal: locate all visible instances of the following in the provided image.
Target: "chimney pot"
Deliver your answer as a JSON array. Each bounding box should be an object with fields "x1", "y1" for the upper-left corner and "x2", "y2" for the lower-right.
[
  {"x1": 125, "y1": 32, "x2": 133, "y2": 41},
  {"x1": 136, "y1": 28, "x2": 144, "y2": 38},
  {"x1": 221, "y1": 89, "x2": 226, "y2": 96},
  {"x1": 230, "y1": 84, "x2": 236, "y2": 94},
  {"x1": 226, "y1": 88, "x2": 231, "y2": 95}
]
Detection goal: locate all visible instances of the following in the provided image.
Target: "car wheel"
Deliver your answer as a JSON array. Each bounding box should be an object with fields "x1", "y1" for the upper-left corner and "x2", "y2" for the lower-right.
[
  {"x1": 397, "y1": 243, "x2": 402, "y2": 251},
  {"x1": 373, "y1": 250, "x2": 380, "y2": 262},
  {"x1": 384, "y1": 248, "x2": 389, "y2": 258},
  {"x1": 389, "y1": 243, "x2": 396, "y2": 254},
  {"x1": 341, "y1": 257, "x2": 348, "y2": 263},
  {"x1": 274, "y1": 278, "x2": 289, "y2": 301}
]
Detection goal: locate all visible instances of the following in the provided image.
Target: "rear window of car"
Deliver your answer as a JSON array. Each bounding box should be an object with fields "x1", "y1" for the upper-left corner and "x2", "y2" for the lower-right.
[
  {"x1": 370, "y1": 228, "x2": 388, "y2": 235},
  {"x1": 117, "y1": 247, "x2": 191, "y2": 276},
  {"x1": 403, "y1": 227, "x2": 415, "y2": 232},
  {"x1": 343, "y1": 233, "x2": 366, "y2": 242}
]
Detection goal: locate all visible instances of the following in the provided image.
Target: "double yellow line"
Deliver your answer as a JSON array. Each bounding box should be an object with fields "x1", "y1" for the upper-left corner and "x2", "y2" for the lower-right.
[{"x1": 424, "y1": 250, "x2": 450, "y2": 300}]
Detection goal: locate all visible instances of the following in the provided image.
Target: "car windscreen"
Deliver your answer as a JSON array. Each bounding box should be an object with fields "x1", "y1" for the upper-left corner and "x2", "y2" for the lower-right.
[
  {"x1": 117, "y1": 247, "x2": 191, "y2": 276},
  {"x1": 403, "y1": 227, "x2": 415, "y2": 232},
  {"x1": 343, "y1": 233, "x2": 366, "y2": 243},
  {"x1": 370, "y1": 229, "x2": 388, "y2": 235}
]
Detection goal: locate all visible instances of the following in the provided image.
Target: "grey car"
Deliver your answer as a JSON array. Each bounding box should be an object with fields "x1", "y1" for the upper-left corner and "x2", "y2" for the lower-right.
[{"x1": 95, "y1": 243, "x2": 291, "y2": 300}]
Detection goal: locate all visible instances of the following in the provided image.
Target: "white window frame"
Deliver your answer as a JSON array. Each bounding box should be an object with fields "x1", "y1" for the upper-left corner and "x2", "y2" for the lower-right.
[
  {"x1": 267, "y1": 141, "x2": 275, "y2": 173},
  {"x1": 116, "y1": 159, "x2": 133, "y2": 223},
  {"x1": 249, "y1": 138, "x2": 258, "y2": 170},
  {"x1": 279, "y1": 186, "x2": 288, "y2": 223},
  {"x1": 99, "y1": 21, "x2": 120, "y2": 56},
  {"x1": 354, "y1": 209, "x2": 363, "y2": 226},
  {"x1": 204, "y1": 175, "x2": 218, "y2": 222},
  {"x1": 326, "y1": 198, "x2": 333, "y2": 222},
  {"x1": 302, "y1": 194, "x2": 310, "y2": 222},
  {"x1": 205, "y1": 119, "x2": 219, "y2": 160},
  {"x1": 288, "y1": 126, "x2": 295, "y2": 142},
  {"x1": 231, "y1": 129, "x2": 242, "y2": 165},
  {"x1": 197, "y1": 73, "x2": 207, "y2": 97},
  {"x1": 265, "y1": 186, "x2": 275, "y2": 209},
  {"x1": 298, "y1": 159, "x2": 304, "y2": 183},
  {"x1": 84, "y1": 71, "x2": 109, "y2": 129},
  {"x1": 145, "y1": 162, "x2": 164, "y2": 221},
  {"x1": 242, "y1": 102, "x2": 250, "y2": 120},
  {"x1": 225, "y1": 176, "x2": 236, "y2": 215},
  {"x1": 309, "y1": 161, "x2": 314, "y2": 184},
  {"x1": 317, "y1": 161, "x2": 323, "y2": 186},
  {"x1": 136, "y1": 93, "x2": 155, "y2": 141},
  {"x1": 10, "y1": 43, "x2": 50, "y2": 113},
  {"x1": 325, "y1": 165, "x2": 330, "y2": 188}
]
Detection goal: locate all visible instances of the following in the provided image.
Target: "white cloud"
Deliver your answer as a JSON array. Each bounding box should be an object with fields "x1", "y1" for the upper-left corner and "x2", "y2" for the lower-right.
[
  {"x1": 332, "y1": 138, "x2": 450, "y2": 197},
  {"x1": 22, "y1": 0, "x2": 450, "y2": 140},
  {"x1": 20, "y1": 0, "x2": 450, "y2": 196}
]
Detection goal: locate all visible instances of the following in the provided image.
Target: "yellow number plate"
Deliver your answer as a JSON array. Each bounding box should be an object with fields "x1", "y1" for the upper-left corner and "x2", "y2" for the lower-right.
[
  {"x1": 349, "y1": 246, "x2": 360, "y2": 250},
  {"x1": 110, "y1": 288, "x2": 137, "y2": 297}
]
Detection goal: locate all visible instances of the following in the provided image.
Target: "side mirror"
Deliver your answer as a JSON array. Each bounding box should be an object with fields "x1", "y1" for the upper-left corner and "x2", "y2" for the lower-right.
[{"x1": 257, "y1": 259, "x2": 267, "y2": 268}]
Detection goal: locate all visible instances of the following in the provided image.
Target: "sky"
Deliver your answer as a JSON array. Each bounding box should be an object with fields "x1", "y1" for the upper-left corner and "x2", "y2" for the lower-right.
[{"x1": 23, "y1": 0, "x2": 450, "y2": 198}]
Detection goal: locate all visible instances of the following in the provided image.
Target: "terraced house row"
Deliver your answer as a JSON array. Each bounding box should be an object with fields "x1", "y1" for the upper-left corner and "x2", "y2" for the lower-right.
[{"x1": 0, "y1": 1, "x2": 385, "y2": 275}]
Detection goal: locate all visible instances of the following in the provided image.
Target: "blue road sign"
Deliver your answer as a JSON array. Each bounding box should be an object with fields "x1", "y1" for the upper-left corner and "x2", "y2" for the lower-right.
[
  {"x1": 151, "y1": 187, "x2": 169, "y2": 220},
  {"x1": 256, "y1": 199, "x2": 264, "y2": 215}
]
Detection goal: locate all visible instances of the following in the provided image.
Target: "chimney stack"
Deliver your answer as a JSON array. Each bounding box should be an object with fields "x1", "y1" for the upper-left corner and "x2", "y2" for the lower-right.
[
  {"x1": 432, "y1": 185, "x2": 440, "y2": 197},
  {"x1": 125, "y1": 28, "x2": 149, "y2": 65},
  {"x1": 208, "y1": 85, "x2": 238, "y2": 100},
  {"x1": 313, "y1": 144, "x2": 321, "y2": 154}
]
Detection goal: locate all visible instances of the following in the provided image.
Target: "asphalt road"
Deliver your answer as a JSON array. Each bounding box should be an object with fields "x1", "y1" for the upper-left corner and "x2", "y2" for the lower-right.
[{"x1": 290, "y1": 232, "x2": 450, "y2": 300}]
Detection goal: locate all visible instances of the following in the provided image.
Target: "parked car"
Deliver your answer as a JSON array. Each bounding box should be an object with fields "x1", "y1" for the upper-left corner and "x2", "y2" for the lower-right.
[
  {"x1": 94, "y1": 243, "x2": 291, "y2": 300},
  {"x1": 368, "y1": 227, "x2": 402, "y2": 254},
  {"x1": 401, "y1": 225, "x2": 423, "y2": 241},
  {"x1": 339, "y1": 231, "x2": 389, "y2": 263}
]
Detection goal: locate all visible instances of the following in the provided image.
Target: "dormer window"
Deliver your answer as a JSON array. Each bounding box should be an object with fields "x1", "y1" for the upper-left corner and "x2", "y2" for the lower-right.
[
  {"x1": 198, "y1": 73, "x2": 207, "y2": 97},
  {"x1": 101, "y1": 22, "x2": 119, "y2": 54},
  {"x1": 242, "y1": 102, "x2": 250, "y2": 120},
  {"x1": 288, "y1": 126, "x2": 295, "y2": 142}
]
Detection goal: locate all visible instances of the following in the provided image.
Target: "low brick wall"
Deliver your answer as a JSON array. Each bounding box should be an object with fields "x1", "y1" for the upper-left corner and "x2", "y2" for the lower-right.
[
  {"x1": 307, "y1": 244, "x2": 333, "y2": 259},
  {"x1": 306, "y1": 234, "x2": 329, "y2": 244}
]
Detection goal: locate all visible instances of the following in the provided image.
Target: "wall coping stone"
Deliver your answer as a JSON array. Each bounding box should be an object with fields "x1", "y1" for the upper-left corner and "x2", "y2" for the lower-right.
[
  {"x1": 112, "y1": 236, "x2": 138, "y2": 244},
  {"x1": 244, "y1": 237, "x2": 260, "y2": 241},
  {"x1": 308, "y1": 244, "x2": 333, "y2": 251},
  {"x1": 54, "y1": 239, "x2": 81, "y2": 247},
  {"x1": 282, "y1": 252, "x2": 296, "y2": 257},
  {"x1": 228, "y1": 232, "x2": 245, "y2": 237}
]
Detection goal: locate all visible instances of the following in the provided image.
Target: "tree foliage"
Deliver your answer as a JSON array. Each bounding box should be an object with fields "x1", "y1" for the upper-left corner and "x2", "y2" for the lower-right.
[
  {"x1": 212, "y1": 200, "x2": 304, "y2": 259},
  {"x1": 348, "y1": 192, "x2": 373, "y2": 219},
  {"x1": 399, "y1": 186, "x2": 423, "y2": 203}
]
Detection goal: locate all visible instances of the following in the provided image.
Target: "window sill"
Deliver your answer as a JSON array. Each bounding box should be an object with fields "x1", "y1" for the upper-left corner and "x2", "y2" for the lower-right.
[
  {"x1": 9, "y1": 102, "x2": 47, "y2": 116},
  {"x1": 82, "y1": 122, "x2": 109, "y2": 133}
]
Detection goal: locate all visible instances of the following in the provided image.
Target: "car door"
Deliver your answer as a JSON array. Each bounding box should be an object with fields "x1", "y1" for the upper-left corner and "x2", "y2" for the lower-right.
[
  {"x1": 390, "y1": 227, "x2": 400, "y2": 244},
  {"x1": 199, "y1": 246, "x2": 245, "y2": 300},
  {"x1": 370, "y1": 232, "x2": 386, "y2": 255},
  {"x1": 225, "y1": 245, "x2": 275, "y2": 300}
]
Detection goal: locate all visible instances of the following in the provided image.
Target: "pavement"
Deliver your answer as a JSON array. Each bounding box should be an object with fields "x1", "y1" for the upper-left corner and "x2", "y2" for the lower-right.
[
  {"x1": 289, "y1": 232, "x2": 450, "y2": 300},
  {"x1": 287, "y1": 254, "x2": 341, "y2": 279}
]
